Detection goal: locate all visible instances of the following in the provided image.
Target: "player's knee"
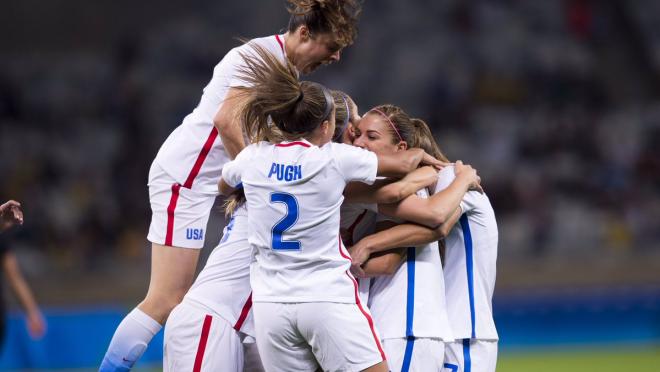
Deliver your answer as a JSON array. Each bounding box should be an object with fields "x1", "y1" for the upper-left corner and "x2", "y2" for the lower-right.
[{"x1": 140, "y1": 292, "x2": 184, "y2": 321}]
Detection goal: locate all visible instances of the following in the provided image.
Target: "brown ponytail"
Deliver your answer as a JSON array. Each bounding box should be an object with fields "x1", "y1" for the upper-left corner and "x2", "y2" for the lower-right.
[
  {"x1": 410, "y1": 118, "x2": 450, "y2": 162},
  {"x1": 287, "y1": 0, "x2": 362, "y2": 47},
  {"x1": 235, "y1": 43, "x2": 335, "y2": 142}
]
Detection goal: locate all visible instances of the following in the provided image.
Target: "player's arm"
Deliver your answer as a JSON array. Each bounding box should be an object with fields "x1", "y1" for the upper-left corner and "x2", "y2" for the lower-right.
[
  {"x1": 376, "y1": 148, "x2": 446, "y2": 177},
  {"x1": 213, "y1": 88, "x2": 247, "y2": 160},
  {"x1": 435, "y1": 206, "x2": 462, "y2": 239},
  {"x1": 358, "y1": 248, "x2": 407, "y2": 277},
  {"x1": 378, "y1": 161, "x2": 479, "y2": 228},
  {"x1": 3, "y1": 251, "x2": 46, "y2": 339},
  {"x1": 349, "y1": 219, "x2": 450, "y2": 277},
  {"x1": 218, "y1": 144, "x2": 250, "y2": 196},
  {"x1": 218, "y1": 178, "x2": 237, "y2": 196},
  {"x1": 344, "y1": 166, "x2": 437, "y2": 204}
]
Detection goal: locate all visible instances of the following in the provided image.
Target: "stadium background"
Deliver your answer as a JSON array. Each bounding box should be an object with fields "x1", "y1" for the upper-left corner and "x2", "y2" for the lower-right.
[{"x1": 0, "y1": 0, "x2": 658, "y2": 370}]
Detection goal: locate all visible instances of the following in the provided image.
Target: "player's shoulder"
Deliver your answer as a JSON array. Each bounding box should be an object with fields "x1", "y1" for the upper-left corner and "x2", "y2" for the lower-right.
[
  {"x1": 235, "y1": 34, "x2": 281, "y2": 56},
  {"x1": 236, "y1": 141, "x2": 269, "y2": 158},
  {"x1": 324, "y1": 142, "x2": 372, "y2": 158},
  {"x1": 434, "y1": 165, "x2": 456, "y2": 193},
  {"x1": 249, "y1": 141, "x2": 274, "y2": 153},
  {"x1": 438, "y1": 165, "x2": 455, "y2": 181}
]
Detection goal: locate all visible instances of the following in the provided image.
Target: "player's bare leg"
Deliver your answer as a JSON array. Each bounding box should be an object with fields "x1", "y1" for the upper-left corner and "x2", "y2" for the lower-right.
[{"x1": 138, "y1": 243, "x2": 200, "y2": 323}]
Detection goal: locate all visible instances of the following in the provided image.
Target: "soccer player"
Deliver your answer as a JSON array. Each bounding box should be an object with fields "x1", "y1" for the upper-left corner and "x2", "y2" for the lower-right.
[
  {"x1": 415, "y1": 120, "x2": 499, "y2": 372},
  {"x1": 99, "y1": 1, "x2": 363, "y2": 370},
  {"x1": 350, "y1": 115, "x2": 498, "y2": 372},
  {"x1": 219, "y1": 43, "x2": 449, "y2": 372},
  {"x1": 0, "y1": 200, "x2": 46, "y2": 351},
  {"x1": 345, "y1": 106, "x2": 480, "y2": 371},
  {"x1": 163, "y1": 85, "x2": 440, "y2": 371}
]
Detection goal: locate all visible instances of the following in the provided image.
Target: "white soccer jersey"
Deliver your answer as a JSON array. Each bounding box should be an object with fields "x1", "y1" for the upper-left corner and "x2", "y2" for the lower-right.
[
  {"x1": 340, "y1": 202, "x2": 378, "y2": 304},
  {"x1": 184, "y1": 204, "x2": 254, "y2": 337},
  {"x1": 222, "y1": 140, "x2": 378, "y2": 303},
  {"x1": 435, "y1": 166, "x2": 499, "y2": 341},
  {"x1": 153, "y1": 34, "x2": 287, "y2": 194},
  {"x1": 367, "y1": 188, "x2": 454, "y2": 341}
]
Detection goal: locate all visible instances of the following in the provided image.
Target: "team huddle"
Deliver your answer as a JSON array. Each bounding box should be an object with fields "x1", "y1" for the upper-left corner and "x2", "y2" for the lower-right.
[{"x1": 99, "y1": 1, "x2": 498, "y2": 371}]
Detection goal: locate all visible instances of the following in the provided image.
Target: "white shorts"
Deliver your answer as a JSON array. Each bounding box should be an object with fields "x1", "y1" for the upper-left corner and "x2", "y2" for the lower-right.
[
  {"x1": 382, "y1": 338, "x2": 445, "y2": 372},
  {"x1": 147, "y1": 162, "x2": 216, "y2": 249},
  {"x1": 253, "y1": 302, "x2": 386, "y2": 372},
  {"x1": 443, "y1": 339, "x2": 498, "y2": 372},
  {"x1": 243, "y1": 339, "x2": 266, "y2": 372},
  {"x1": 164, "y1": 300, "x2": 244, "y2": 372}
]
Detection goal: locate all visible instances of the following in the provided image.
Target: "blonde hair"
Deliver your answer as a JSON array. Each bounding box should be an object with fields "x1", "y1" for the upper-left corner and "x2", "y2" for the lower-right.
[
  {"x1": 287, "y1": 0, "x2": 362, "y2": 48},
  {"x1": 235, "y1": 43, "x2": 335, "y2": 143},
  {"x1": 223, "y1": 189, "x2": 246, "y2": 217},
  {"x1": 409, "y1": 118, "x2": 449, "y2": 162}
]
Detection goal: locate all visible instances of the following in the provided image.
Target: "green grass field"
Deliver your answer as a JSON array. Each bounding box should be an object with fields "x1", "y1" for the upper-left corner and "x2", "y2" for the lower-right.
[
  {"x1": 497, "y1": 346, "x2": 660, "y2": 372},
  {"x1": 62, "y1": 346, "x2": 660, "y2": 372}
]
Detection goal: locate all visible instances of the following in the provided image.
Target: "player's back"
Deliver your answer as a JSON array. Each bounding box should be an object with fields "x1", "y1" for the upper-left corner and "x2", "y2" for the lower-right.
[
  {"x1": 435, "y1": 166, "x2": 499, "y2": 341},
  {"x1": 228, "y1": 139, "x2": 377, "y2": 304}
]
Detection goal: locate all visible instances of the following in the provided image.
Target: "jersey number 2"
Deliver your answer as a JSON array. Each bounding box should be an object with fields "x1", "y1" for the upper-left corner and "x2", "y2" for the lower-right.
[{"x1": 270, "y1": 192, "x2": 301, "y2": 250}]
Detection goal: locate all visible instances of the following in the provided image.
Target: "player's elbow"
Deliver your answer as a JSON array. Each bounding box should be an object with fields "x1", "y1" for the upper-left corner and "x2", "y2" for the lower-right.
[
  {"x1": 378, "y1": 188, "x2": 405, "y2": 205},
  {"x1": 213, "y1": 109, "x2": 232, "y2": 134},
  {"x1": 427, "y1": 205, "x2": 453, "y2": 228},
  {"x1": 381, "y1": 262, "x2": 400, "y2": 276},
  {"x1": 219, "y1": 179, "x2": 235, "y2": 196},
  {"x1": 433, "y1": 224, "x2": 451, "y2": 240}
]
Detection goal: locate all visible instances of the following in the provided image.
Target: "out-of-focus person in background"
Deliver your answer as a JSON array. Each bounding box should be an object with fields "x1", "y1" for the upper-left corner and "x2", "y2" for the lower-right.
[
  {"x1": 99, "y1": 1, "x2": 362, "y2": 371},
  {"x1": 0, "y1": 200, "x2": 46, "y2": 351}
]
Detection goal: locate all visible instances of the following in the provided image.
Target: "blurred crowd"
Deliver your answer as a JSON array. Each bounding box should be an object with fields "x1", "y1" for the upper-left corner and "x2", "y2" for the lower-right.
[{"x1": 0, "y1": 0, "x2": 659, "y2": 288}]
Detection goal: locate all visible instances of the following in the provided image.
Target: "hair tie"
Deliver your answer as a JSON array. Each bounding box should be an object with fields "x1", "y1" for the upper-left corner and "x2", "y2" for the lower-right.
[
  {"x1": 333, "y1": 95, "x2": 350, "y2": 142},
  {"x1": 295, "y1": 90, "x2": 304, "y2": 103},
  {"x1": 319, "y1": 86, "x2": 334, "y2": 123},
  {"x1": 369, "y1": 108, "x2": 403, "y2": 142}
]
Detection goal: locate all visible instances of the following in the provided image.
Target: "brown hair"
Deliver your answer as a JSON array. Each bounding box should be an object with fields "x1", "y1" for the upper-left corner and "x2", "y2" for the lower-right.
[
  {"x1": 235, "y1": 43, "x2": 335, "y2": 142},
  {"x1": 287, "y1": 0, "x2": 362, "y2": 48},
  {"x1": 366, "y1": 104, "x2": 449, "y2": 162},
  {"x1": 410, "y1": 118, "x2": 449, "y2": 162},
  {"x1": 366, "y1": 104, "x2": 417, "y2": 146},
  {"x1": 331, "y1": 89, "x2": 351, "y2": 141}
]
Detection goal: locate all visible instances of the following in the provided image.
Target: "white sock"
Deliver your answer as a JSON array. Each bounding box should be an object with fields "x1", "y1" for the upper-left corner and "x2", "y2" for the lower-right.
[{"x1": 99, "y1": 307, "x2": 162, "y2": 372}]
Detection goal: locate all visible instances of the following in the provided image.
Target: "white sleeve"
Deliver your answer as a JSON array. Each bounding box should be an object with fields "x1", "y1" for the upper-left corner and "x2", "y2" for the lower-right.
[
  {"x1": 228, "y1": 41, "x2": 280, "y2": 88},
  {"x1": 332, "y1": 143, "x2": 378, "y2": 185},
  {"x1": 434, "y1": 166, "x2": 456, "y2": 192},
  {"x1": 459, "y1": 191, "x2": 479, "y2": 214},
  {"x1": 226, "y1": 48, "x2": 252, "y2": 88},
  {"x1": 221, "y1": 145, "x2": 253, "y2": 187},
  {"x1": 434, "y1": 165, "x2": 476, "y2": 214}
]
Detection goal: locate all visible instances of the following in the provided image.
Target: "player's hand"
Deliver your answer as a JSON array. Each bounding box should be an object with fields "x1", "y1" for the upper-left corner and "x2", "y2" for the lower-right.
[
  {"x1": 0, "y1": 200, "x2": 24, "y2": 232},
  {"x1": 420, "y1": 151, "x2": 450, "y2": 170},
  {"x1": 454, "y1": 161, "x2": 483, "y2": 194},
  {"x1": 348, "y1": 242, "x2": 370, "y2": 278},
  {"x1": 25, "y1": 309, "x2": 46, "y2": 340}
]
